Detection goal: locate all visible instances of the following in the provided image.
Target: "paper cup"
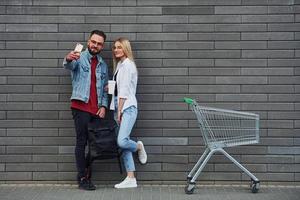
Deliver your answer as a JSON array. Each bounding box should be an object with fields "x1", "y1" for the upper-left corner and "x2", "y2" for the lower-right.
[{"x1": 108, "y1": 80, "x2": 116, "y2": 95}]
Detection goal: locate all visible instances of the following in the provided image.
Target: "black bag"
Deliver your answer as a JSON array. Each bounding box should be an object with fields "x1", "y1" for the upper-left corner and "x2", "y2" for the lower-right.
[{"x1": 87, "y1": 118, "x2": 122, "y2": 174}]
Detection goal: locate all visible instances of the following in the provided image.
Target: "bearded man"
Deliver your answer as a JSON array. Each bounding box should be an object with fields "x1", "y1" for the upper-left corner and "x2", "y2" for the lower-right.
[{"x1": 63, "y1": 30, "x2": 108, "y2": 190}]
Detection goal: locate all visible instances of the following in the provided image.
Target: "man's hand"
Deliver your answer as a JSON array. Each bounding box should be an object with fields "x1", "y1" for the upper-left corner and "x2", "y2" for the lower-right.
[
  {"x1": 96, "y1": 107, "x2": 106, "y2": 118},
  {"x1": 65, "y1": 51, "x2": 80, "y2": 62}
]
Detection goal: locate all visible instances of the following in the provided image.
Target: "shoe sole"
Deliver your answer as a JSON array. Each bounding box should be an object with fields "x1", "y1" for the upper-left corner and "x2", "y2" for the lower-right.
[
  {"x1": 137, "y1": 142, "x2": 147, "y2": 165},
  {"x1": 138, "y1": 159, "x2": 147, "y2": 165},
  {"x1": 114, "y1": 185, "x2": 137, "y2": 189},
  {"x1": 79, "y1": 187, "x2": 96, "y2": 191}
]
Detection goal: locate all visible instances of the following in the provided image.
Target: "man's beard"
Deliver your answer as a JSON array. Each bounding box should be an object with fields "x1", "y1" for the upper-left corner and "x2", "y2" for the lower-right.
[{"x1": 88, "y1": 47, "x2": 100, "y2": 55}]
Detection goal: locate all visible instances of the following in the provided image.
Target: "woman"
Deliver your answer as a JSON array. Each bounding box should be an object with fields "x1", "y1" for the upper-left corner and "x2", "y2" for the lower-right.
[{"x1": 111, "y1": 38, "x2": 147, "y2": 189}]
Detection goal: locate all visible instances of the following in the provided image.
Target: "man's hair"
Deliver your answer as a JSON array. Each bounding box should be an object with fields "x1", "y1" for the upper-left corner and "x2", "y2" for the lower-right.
[{"x1": 89, "y1": 30, "x2": 106, "y2": 41}]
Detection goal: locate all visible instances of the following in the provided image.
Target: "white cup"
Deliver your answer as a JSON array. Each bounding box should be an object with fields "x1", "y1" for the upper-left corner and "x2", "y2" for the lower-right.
[{"x1": 108, "y1": 80, "x2": 116, "y2": 95}]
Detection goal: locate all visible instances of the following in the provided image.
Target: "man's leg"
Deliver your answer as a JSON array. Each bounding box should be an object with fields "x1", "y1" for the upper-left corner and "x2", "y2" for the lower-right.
[{"x1": 72, "y1": 109, "x2": 95, "y2": 190}]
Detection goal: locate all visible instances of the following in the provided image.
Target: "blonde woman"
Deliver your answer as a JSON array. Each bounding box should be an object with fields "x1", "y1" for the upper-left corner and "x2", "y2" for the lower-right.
[{"x1": 110, "y1": 38, "x2": 147, "y2": 188}]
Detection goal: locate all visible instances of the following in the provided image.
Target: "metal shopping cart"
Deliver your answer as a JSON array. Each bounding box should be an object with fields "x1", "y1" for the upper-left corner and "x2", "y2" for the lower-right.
[{"x1": 183, "y1": 98, "x2": 260, "y2": 194}]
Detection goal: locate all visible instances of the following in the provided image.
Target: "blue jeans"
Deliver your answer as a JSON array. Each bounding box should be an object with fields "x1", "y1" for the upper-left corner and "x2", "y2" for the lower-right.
[{"x1": 115, "y1": 104, "x2": 138, "y2": 172}]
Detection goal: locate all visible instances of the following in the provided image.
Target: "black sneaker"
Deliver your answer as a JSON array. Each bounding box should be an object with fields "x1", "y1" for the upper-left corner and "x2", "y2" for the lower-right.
[
  {"x1": 87, "y1": 179, "x2": 96, "y2": 190},
  {"x1": 78, "y1": 177, "x2": 96, "y2": 191},
  {"x1": 77, "y1": 174, "x2": 81, "y2": 184}
]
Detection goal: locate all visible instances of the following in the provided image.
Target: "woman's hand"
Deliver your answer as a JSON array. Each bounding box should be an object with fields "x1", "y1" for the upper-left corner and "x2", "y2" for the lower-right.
[
  {"x1": 117, "y1": 110, "x2": 122, "y2": 124},
  {"x1": 104, "y1": 84, "x2": 108, "y2": 92},
  {"x1": 117, "y1": 98, "x2": 126, "y2": 124}
]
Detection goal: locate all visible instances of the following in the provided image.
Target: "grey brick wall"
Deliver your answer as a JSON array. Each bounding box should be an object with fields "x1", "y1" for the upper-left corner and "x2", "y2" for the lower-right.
[{"x1": 0, "y1": 0, "x2": 299, "y2": 185}]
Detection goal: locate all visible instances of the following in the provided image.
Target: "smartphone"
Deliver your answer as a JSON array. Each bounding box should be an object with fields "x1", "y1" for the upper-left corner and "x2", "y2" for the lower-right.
[{"x1": 74, "y1": 43, "x2": 83, "y2": 53}]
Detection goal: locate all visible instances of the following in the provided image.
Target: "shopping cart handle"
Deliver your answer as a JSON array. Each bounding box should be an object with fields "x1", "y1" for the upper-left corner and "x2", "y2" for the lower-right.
[{"x1": 183, "y1": 97, "x2": 194, "y2": 105}]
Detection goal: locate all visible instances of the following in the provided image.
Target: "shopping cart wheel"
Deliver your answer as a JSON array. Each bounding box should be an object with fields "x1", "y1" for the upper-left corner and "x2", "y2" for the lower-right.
[
  {"x1": 250, "y1": 179, "x2": 260, "y2": 193},
  {"x1": 185, "y1": 182, "x2": 195, "y2": 194}
]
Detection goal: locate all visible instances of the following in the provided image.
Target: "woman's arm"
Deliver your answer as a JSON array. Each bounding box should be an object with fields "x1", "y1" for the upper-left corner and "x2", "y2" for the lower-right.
[{"x1": 117, "y1": 97, "x2": 126, "y2": 123}]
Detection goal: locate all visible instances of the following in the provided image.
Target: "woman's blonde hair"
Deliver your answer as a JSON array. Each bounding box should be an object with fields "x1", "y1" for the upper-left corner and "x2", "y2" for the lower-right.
[{"x1": 112, "y1": 37, "x2": 135, "y2": 70}]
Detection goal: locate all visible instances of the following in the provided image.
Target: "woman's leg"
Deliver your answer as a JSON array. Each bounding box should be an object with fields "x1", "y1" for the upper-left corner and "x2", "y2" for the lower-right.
[
  {"x1": 114, "y1": 106, "x2": 138, "y2": 188},
  {"x1": 117, "y1": 106, "x2": 138, "y2": 172}
]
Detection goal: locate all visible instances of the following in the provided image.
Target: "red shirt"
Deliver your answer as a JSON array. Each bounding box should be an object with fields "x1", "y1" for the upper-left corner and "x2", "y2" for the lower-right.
[{"x1": 71, "y1": 56, "x2": 99, "y2": 115}]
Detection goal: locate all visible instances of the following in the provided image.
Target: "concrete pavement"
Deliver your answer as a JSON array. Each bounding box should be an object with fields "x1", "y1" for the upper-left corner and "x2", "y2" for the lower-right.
[{"x1": 0, "y1": 184, "x2": 299, "y2": 200}]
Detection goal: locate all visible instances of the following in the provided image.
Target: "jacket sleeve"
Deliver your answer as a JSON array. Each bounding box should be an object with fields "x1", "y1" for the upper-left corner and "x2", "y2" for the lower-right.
[
  {"x1": 100, "y1": 64, "x2": 109, "y2": 108},
  {"x1": 62, "y1": 57, "x2": 79, "y2": 71},
  {"x1": 118, "y1": 65, "x2": 131, "y2": 100}
]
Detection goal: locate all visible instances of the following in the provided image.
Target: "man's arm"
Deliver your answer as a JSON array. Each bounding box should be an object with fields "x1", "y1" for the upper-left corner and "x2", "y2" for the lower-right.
[
  {"x1": 96, "y1": 65, "x2": 109, "y2": 118},
  {"x1": 63, "y1": 51, "x2": 80, "y2": 70},
  {"x1": 101, "y1": 64, "x2": 109, "y2": 108}
]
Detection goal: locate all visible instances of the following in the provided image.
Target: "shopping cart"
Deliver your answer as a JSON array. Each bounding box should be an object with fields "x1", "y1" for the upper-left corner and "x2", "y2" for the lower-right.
[{"x1": 183, "y1": 97, "x2": 260, "y2": 194}]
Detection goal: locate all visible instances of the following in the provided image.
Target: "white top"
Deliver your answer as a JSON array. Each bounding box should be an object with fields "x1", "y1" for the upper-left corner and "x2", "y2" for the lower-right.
[{"x1": 111, "y1": 58, "x2": 138, "y2": 112}]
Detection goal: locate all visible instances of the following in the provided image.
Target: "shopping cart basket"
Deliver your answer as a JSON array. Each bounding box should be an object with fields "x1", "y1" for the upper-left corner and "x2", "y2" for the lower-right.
[{"x1": 183, "y1": 98, "x2": 260, "y2": 194}]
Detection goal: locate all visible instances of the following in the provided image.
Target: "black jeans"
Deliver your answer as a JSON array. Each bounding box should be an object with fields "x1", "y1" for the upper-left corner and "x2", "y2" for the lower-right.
[{"x1": 72, "y1": 108, "x2": 94, "y2": 179}]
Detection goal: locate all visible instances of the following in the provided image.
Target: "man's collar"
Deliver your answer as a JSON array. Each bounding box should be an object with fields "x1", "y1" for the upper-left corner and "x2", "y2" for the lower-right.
[{"x1": 85, "y1": 49, "x2": 103, "y2": 64}]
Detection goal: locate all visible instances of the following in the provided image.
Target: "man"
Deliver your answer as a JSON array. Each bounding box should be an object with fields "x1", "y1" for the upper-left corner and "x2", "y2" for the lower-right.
[{"x1": 63, "y1": 30, "x2": 108, "y2": 190}]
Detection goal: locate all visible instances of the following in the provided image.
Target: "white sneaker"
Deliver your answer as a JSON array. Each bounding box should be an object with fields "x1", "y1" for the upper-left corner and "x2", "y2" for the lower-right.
[
  {"x1": 114, "y1": 177, "x2": 137, "y2": 189},
  {"x1": 137, "y1": 141, "x2": 147, "y2": 164}
]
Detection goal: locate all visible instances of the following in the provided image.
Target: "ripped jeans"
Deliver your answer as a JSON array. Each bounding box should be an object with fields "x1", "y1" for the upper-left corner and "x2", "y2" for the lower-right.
[{"x1": 115, "y1": 104, "x2": 138, "y2": 172}]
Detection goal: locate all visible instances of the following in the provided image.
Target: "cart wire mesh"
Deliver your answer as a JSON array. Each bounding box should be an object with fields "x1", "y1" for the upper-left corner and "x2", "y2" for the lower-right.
[{"x1": 193, "y1": 103, "x2": 259, "y2": 149}]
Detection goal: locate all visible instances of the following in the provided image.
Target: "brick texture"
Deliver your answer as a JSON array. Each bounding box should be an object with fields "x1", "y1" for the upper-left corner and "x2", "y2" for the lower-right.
[{"x1": 0, "y1": 0, "x2": 299, "y2": 185}]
